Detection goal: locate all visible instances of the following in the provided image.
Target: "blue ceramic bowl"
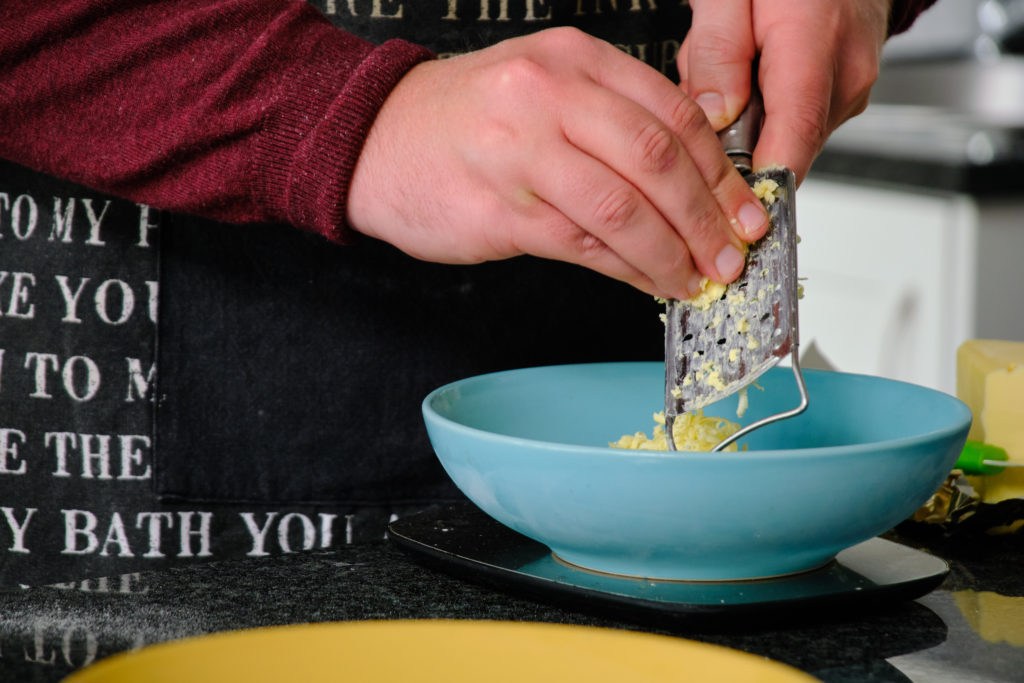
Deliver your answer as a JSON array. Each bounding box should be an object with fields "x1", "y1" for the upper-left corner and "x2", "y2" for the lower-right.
[{"x1": 422, "y1": 363, "x2": 971, "y2": 581}]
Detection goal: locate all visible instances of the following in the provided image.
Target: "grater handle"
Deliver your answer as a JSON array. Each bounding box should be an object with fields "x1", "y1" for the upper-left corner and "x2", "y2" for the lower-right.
[{"x1": 717, "y1": 68, "x2": 764, "y2": 175}]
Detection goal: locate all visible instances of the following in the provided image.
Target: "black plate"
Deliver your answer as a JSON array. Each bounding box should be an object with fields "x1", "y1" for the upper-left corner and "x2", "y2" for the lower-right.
[{"x1": 389, "y1": 504, "x2": 949, "y2": 623}]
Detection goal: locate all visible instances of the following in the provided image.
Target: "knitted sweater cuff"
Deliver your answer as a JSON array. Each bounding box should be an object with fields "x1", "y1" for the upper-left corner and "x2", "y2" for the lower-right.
[{"x1": 256, "y1": 37, "x2": 435, "y2": 243}]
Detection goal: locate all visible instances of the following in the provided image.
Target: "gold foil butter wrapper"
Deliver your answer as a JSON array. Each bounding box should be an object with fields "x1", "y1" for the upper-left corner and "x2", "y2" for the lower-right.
[
  {"x1": 911, "y1": 472, "x2": 1024, "y2": 535},
  {"x1": 912, "y1": 473, "x2": 980, "y2": 526}
]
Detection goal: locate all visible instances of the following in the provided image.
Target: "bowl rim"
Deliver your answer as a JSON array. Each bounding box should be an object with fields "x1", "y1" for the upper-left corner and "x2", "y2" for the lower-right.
[{"x1": 421, "y1": 362, "x2": 973, "y2": 461}]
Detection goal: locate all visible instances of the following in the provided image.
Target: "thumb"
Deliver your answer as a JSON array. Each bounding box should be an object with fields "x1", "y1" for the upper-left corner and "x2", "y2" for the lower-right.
[{"x1": 678, "y1": 0, "x2": 756, "y2": 130}]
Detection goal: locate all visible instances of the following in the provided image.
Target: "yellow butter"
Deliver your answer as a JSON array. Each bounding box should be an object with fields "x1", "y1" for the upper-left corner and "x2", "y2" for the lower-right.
[
  {"x1": 752, "y1": 177, "x2": 780, "y2": 204},
  {"x1": 956, "y1": 339, "x2": 1024, "y2": 503},
  {"x1": 610, "y1": 411, "x2": 740, "y2": 452},
  {"x1": 686, "y1": 278, "x2": 727, "y2": 310}
]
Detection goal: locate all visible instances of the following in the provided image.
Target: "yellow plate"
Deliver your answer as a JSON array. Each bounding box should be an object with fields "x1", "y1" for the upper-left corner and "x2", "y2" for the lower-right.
[{"x1": 66, "y1": 620, "x2": 816, "y2": 682}]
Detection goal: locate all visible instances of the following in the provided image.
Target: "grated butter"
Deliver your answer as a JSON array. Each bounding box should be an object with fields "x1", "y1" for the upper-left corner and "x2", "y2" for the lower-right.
[{"x1": 611, "y1": 410, "x2": 741, "y2": 452}]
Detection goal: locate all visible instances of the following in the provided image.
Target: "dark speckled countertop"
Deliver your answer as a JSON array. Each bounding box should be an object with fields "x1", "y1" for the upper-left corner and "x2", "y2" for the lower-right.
[{"x1": 0, "y1": 517, "x2": 1021, "y2": 682}]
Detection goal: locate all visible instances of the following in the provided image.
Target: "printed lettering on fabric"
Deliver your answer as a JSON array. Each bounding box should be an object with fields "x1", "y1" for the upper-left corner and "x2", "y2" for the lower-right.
[
  {"x1": 310, "y1": 0, "x2": 694, "y2": 81},
  {"x1": 0, "y1": 159, "x2": 159, "y2": 585},
  {"x1": 0, "y1": 159, "x2": 420, "y2": 588},
  {"x1": 0, "y1": 1, "x2": 675, "y2": 587}
]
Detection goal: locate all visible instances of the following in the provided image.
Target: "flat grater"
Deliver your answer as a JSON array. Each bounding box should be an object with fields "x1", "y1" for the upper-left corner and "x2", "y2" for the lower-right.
[{"x1": 664, "y1": 81, "x2": 808, "y2": 451}]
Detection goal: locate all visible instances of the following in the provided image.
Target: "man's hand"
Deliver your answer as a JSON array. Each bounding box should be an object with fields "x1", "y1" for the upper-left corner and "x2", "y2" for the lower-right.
[
  {"x1": 678, "y1": 0, "x2": 891, "y2": 183},
  {"x1": 347, "y1": 28, "x2": 769, "y2": 300}
]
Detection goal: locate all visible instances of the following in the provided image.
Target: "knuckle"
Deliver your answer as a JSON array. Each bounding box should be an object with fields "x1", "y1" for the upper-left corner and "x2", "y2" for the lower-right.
[
  {"x1": 840, "y1": 44, "x2": 880, "y2": 95},
  {"x1": 631, "y1": 120, "x2": 679, "y2": 174},
  {"x1": 701, "y1": 150, "x2": 739, "y2": 195},
  {"x1": 847, "y1": 60, "x2": 880, "y2": 105},
  {"x1": 576, "y1": 231, "x2": 610, "y2": 261},
  {"x1": 788, "y1": 96, "x2": 830, "y2": 150},
  {"x1": 846, "y1": 92, "x2": 871, "y2": 119},
  {"x1": 592, "y1": 185, "x2": 641, "y2": 234},
  {"x1": 685, "y1": 203, "x2": 724, "y2": 246},
  {"x1": 536, "y1": 216, "x2": 609, "y2": 264},
  {"x1": 543, "y1": 26, "x2": 591, "y2": 51},
  {"x1": 492, "y1": 55, "x2": 549, "y2": 95},
  {"x1": 479, "y1": 197, "x2": 517, "y2": 247},
  {"x1": 687, "y1": 33, "x2": 748, "y2": 70},
  {"x1": 664, "y1": 94, "x2": 710, "y2": 138},
  {"x1": 470, "y1": 115, "x2": 517, "y2": 156},
  {"x1": 532, "y1": 26, "x2": 593, "y2": 60},
  {"x1": 857, "y1": 57, "x2": 881, "y2": 90},
  {"x1": 658, "y1": 241, "x2": 694, "y2": 281}
]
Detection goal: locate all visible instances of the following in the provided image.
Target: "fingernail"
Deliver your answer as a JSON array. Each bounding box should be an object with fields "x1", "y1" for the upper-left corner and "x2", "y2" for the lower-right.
[
  {"x1": 686, "y1": 273, "x2": 704, "y2": 299},
  {"x1": 715, "y1": 244, "x2": 745, "y2": 281},
  {"x1": 738, "y1": 202, "x2": 767, "y2": 238},
  {"x1": 695, "y1": 92, "x2": 725, "y2": 123}
]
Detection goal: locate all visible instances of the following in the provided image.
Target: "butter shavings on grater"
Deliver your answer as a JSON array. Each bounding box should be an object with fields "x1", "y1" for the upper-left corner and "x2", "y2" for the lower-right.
[{"x1": 663, "y1": 166, "x2": 806, "y2": 451}]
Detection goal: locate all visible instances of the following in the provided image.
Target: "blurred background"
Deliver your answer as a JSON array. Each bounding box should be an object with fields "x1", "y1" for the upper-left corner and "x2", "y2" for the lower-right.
[{"x1": 796, "y1": 0, "x2": 1024, "y2": 395}]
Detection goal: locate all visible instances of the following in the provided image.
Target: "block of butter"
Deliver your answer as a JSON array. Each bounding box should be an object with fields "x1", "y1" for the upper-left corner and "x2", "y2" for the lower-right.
[{"x1": 957, "y1": 339, "x2": 1024, "y2": 504}]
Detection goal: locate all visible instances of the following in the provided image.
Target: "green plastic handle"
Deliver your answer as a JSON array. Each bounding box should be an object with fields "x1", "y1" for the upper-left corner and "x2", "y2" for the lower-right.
[{"x1": 956, "y1": 441, "x2": 1010, "y2": 475}]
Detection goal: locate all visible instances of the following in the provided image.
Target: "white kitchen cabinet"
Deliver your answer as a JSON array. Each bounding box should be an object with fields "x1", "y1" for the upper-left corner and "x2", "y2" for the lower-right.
[{"x1": 794, "y1": 177, "x2": 1024, "y2": 395}]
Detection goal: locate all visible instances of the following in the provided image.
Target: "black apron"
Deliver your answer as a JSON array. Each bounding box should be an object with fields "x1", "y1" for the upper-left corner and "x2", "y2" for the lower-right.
[{"x1": 0, "y1": 0, "x2": 691, "y2": 587}]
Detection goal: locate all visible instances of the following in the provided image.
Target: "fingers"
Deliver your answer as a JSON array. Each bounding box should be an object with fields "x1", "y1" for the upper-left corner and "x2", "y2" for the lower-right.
[
  {"x1": 751, "y1": 26, "x2": 834, "y2": 183},
  {"x1": 749, "y1": 2, "x2": 886, "y2": 183},
  {"x1": 679, "y1": 1, "x2": 887, "y2": 184},
  {"x1": 504, "y1": 197, "x2": 668, "y2": 299},
  {"x1": 677, "y1": 0, "x2": 755, "y2": 130},
  {"x1": 582, "y1": 37, "x2": 770, "y2": 238},
  {"x1": 753, "y1": 17, "x2": 881, "y2": 184},
  {"x1": 349, "y1": 28, "x2": 771, "y2": 299},
  {"x1": 554, "y1": 79, "x2": 766, "y2": 292},
  {"x1": 526, "y1": 140, "x2": 698, "y2": 299}
]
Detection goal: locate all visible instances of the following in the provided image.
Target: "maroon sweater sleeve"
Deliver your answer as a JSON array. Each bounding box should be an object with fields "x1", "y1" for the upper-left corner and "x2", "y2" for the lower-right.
[
  {"x1": 888, "y1": 0, "x2": 939, "y2": 36},
  {"x1": 0, "y1": 0, "x2": 434, "y2": 243}
]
